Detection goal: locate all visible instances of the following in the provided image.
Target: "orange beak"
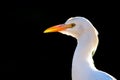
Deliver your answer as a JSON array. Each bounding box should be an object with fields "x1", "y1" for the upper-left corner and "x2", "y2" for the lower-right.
[{"x1": 43, "y1": 23, "x2": 75, "y2": 33}]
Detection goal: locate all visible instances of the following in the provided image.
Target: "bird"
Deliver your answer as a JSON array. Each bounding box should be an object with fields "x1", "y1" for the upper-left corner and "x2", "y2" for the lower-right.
[{"x1": 43, "y1": 17, "x2": 117, "y2": 80}]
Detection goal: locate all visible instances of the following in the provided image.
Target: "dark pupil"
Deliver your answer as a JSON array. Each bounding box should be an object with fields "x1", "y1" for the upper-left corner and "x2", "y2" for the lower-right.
[{"x1": 71, "y1": 23, "x2": 76, "y2": 27}]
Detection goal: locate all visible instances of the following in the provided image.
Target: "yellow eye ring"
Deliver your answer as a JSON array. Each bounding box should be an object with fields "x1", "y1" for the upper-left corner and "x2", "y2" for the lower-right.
[{"x1": 71, "y1": 23, "x2": 76, "y2": 27}]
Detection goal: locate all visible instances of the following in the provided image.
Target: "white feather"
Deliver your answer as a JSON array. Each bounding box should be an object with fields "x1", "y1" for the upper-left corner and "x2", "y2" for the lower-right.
[{"x1": 59, "y1": 17, "x2": 117, "y2": 80}]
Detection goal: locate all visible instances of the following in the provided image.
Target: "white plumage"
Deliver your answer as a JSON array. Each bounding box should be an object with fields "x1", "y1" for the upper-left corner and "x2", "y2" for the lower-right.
[{"x1": 44, "y1": 17, "x2": 117, "y2": 80}]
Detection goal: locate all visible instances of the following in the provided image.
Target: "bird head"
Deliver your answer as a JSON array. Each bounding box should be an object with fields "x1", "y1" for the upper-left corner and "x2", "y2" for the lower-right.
[{"x1": 44, "y1": 17, "x2": 98, "y2": 39}]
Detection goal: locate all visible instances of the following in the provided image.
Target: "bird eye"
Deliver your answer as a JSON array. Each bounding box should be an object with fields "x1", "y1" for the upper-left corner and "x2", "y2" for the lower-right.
[{"x1": 71, "y1": 23, "x2": 76, "y2": 28}]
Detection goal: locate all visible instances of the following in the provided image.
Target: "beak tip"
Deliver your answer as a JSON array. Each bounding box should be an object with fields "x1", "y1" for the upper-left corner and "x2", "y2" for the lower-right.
[
  {"x1": 43, "y1": 29, "x2": 52, "y2": 33},
  {"x1": 43, "y1": 30, "x2": 48, "y2": 33}
]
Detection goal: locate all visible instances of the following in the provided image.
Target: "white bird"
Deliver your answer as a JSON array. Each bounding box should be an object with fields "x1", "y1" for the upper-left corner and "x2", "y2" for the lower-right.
[{"x1": 44, "y1": 17, "x2": 117, "y2": 80}]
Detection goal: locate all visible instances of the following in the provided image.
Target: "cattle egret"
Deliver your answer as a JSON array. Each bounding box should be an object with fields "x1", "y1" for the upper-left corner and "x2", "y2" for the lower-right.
[{"x1": 44, "y1": 17, "x2": 117, "y2": 80}]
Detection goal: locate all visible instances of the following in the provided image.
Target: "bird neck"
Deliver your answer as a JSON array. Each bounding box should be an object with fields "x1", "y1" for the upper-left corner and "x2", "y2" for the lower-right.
[
  {"x1": 72, "y1": 30, "x2": 98, "y2": 80},
  {"x1": 72, "y1": 30, "x2": 98, "y2": 70}
]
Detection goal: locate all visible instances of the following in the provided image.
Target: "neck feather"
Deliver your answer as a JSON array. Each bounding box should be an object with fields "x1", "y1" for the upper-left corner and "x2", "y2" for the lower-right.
[{"x1": 72, "y1": 30, "x2": 98, "y2": 80}]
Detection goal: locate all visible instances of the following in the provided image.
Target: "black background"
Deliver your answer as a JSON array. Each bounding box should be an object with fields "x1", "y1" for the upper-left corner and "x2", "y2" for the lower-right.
[{"x1": 1, "y1": 0, "x2": 120, "y2": 79}]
